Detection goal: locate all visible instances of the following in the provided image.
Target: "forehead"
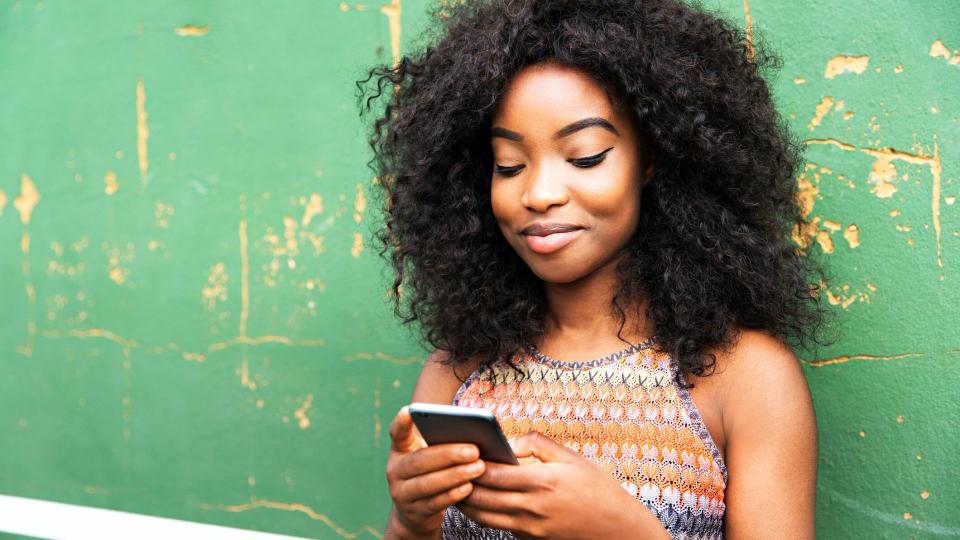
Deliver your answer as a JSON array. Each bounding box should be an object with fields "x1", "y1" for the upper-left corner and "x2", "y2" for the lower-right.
[{"x1": 492, "y1": 62, "x2": 623, "y2": 134}]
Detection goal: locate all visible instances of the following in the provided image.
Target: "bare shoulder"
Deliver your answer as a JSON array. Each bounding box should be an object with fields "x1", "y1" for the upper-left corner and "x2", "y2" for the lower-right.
[
  {"x1": 410, "y1": 349, "x2": 483, "y2": 404},
  {"x1": 710, "y1": 329, "x2": 818, "y2": 539}
]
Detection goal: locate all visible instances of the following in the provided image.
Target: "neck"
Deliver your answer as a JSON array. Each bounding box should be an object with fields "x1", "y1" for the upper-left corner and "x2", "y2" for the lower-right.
[{"x1": 540, "y1": 256, "x2": 651, "y2": 347}]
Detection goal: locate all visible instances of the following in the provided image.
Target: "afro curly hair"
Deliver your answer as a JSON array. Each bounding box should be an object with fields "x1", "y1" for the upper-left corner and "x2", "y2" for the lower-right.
[{"x1": 357, "y1": 0, "x2": 834, "y2": 384}]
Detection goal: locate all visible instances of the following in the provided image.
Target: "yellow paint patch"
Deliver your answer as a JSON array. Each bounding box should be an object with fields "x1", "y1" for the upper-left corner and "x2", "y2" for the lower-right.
[
  {"x1": 844, "y1": 224, "x2": 860, "y2": 248},
  {"x1": 351, "y1": 231, "x2": 363, "y2": 257},
  {"x1": 354, "y1": 182, "x2": 367, "y2": 224},
  {"x1": 174, "y1": 24, "x2": 209, "y2": 36},
  {"x1": 807, "y1": 96, "x2": 835, "y2": 130},
  {"x1": 793, "y1": 77, "x2": 806, "y2": 85},
  {"x1": 201, "y1": 262, "x2": 228, "y2": 311},
  {"x1": 921, "y1": 490, "x2": 930, "y2": 500},
  {"x1": 104, "y1": 170, "x2": 118, "y2": 195},
  {"x1": 14, "y1": 174, "x2": 41, "y2": 224},
  {"x1": 824, "y1": 55, "x2": 869, "y2": 79},
  {"x1": 822, "y1": 281, "x2": 872, "y2": 309},
  {"x1": 0, "y1": 189, "x2": 6, "y2": 217},
  {"x1": 929, "y1": 39, "x2": 960, "y2": 65},
  {"x1": 867, "y1": 156, "x2": 898, "y2": 198}
]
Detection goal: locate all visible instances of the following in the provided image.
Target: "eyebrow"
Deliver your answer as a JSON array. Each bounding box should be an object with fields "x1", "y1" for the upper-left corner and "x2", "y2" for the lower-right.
[{"x1": 491, "y1": 117, "x2": 620, "y2": 142}]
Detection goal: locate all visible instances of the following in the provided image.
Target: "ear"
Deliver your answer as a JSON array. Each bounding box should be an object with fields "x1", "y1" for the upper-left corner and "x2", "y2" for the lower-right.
[{"x1": 640, "y1": 159, "x2": 655, "y2": 188}]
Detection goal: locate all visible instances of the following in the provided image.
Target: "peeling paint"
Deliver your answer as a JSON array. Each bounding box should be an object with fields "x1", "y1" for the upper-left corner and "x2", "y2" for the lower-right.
[
  {"x1": 742, "y1": 0, "x2": 754, "y2": 61},
  {"x1": 929, "y1": 39, "x2": 960, "y2": 66},
  {"x1": 301, "y1": 193, "x2": 324, "y2": 227},
  {"x1": 808, "y1": 96, "x2": 835, "y2": 130},
  {"x1": 201, "y1": 262, "x2": 228, "y2": 311},
  {"x1": 844, "y1": 224, "x2": 861, "y2": 248},
  {"x1": 824, "y1": 55, "x2": 869, "y2": 79},
  {"x1": 104, "y1": 170, "x2": 118, "y2": 195},
  {"x1": 294, "y1": 393, "x2": 313, "y2": 429},
  {"x1": 14, "y1": 174, "x2": 40, "y2": 224},
  {"x1": 354, "y1": 182, "x2": 367, "y2": 224},
  {"x1": 154, "y1": 201, "x2": 174, "y2": 228},
  {"x1": 351, "y1": 232, "x2": 363, "y2": 257},
  {"x1": 174, "y1": 24, "x2": 209, "y2": 36}
]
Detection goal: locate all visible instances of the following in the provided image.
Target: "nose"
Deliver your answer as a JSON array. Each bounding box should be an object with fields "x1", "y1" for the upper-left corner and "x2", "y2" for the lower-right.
[{"x1": 520, "y1": 162, "x2": 569, "y2": 213}]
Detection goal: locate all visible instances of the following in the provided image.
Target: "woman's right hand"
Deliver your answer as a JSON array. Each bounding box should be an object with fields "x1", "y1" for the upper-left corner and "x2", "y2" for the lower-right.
[{"x1": 386, "y1": 405, "x2": 486, "y2": 538}]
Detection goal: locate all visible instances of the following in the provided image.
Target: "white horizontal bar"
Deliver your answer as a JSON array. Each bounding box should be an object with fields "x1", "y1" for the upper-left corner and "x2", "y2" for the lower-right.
[{"x1": 0, "y1": 494, "x2": 315, "y2": 540}]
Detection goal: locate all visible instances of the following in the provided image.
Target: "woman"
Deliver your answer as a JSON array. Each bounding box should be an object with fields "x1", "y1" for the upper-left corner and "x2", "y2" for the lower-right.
[{"x1": 358, "y1": 0, "x2": 830, "y2": 538}]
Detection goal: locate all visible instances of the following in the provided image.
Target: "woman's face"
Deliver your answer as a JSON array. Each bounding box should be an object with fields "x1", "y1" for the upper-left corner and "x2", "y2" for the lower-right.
[{"x1": 490, "y1": 61, "x2": 653, "y2": 284}]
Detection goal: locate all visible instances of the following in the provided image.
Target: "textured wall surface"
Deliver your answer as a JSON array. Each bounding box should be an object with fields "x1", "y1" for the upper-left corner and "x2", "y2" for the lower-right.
[{"x1": 0, "y1": 1, "x2": 956, "y2": 539}]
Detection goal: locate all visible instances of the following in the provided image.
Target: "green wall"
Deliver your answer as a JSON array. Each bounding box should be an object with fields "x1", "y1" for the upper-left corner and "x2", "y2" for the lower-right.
[{"x1": 0, "y1": 1, "x2": 956, "y2": 538}]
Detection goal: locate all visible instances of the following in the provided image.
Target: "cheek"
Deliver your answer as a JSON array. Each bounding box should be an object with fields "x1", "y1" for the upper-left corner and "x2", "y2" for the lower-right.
[{"x1": 489, "y1": 182, "x2": 515, "y2": 224}]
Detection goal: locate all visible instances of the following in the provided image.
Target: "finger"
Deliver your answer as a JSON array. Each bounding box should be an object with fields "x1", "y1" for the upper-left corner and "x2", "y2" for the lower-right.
[
  {"x1": 388, "y1": 406, "x2": 423, "y2": 453},
  {"x1": 395, "y1": 460, "x2": 485, "y2": 502},
  {"x1": 458, "y1": 505, "x2": 525, "y2": 536},
  {"x1": 459, "y1": 483, "x2": 526, "y2": 512},
  {"x1": 397, "y1": 443, "x2": 480, "y2": 480},
  {"x1": 510, "y1": 431, "x2": 575, "y2": 463},
  {"x1": 473, "y1": 461, "x2": 543, "y2": 492},
  {"x1": 410, "y1": 482, "x2": 475, "y2": 516}
]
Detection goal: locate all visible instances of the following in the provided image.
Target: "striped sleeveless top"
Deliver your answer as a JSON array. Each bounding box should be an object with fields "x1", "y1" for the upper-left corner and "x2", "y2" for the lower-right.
[{"x1": 441, "y1": 339, "x2": 727, "y2": 539}]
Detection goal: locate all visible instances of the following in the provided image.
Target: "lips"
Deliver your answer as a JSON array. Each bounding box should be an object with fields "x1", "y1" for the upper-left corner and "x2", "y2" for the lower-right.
[{"x1": 520, "y1": 222, "x2": 584, "y2": 254}]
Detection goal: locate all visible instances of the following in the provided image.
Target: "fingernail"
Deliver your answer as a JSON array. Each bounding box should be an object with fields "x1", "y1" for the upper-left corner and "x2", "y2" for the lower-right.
[
  {"x1": 461, "y1": 446, "x2": 477, "y2": 460},
  {"x1": 467, "y1": 461, "x2": 484, "y2": 474}
]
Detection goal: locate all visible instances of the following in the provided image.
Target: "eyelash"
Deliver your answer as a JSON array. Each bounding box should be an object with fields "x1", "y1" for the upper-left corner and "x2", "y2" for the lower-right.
[{"x1": 494, "y1": 147, "x2": 614, "y2": 177}]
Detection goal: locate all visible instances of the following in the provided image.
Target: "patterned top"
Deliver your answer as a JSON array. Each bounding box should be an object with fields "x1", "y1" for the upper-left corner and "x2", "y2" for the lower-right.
[{"x1": 441, "y1": 339, "x2": 727, "y2": 539}]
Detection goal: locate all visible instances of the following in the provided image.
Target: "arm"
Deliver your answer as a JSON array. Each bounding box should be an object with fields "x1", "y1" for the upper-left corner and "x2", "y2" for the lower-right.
[
  {"x1": 384, "y1": 350, "x2": 482, "y2": 540},
  {"x1": 718, "y1": 330, "x2": 818, "y2": 539}
]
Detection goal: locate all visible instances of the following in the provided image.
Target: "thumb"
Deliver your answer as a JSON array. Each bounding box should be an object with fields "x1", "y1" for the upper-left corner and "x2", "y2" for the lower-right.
[
  {"x1": 510, "y1": 431, "x2": 575, "y2": 463},
  {"x1": 388, "y1": 406, "x2": 424, "y2": 453}
]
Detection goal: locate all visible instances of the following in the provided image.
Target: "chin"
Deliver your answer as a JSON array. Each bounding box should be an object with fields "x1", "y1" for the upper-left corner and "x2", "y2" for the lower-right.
[{"x1": 526, "y1": 259, "x2": 591, "y2": 284}]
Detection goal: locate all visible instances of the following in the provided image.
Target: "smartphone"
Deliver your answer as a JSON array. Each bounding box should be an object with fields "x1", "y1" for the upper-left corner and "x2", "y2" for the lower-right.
[{"x1": 408, "y1": 402, "x2": 519, "y2": 465}]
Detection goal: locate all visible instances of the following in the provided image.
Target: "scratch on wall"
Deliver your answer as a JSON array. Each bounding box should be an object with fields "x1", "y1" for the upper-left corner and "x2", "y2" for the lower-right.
[
  {"x1": 136, "y1": 79, "x2": 149, "y2": 186},
  {"x1": 343, "y1": 352, "x2": 424, "y2": 365},
  {"x1": 237, "y1": 358, "x2": 258, "y2": 390},
  {"x1": 202, "y1": 498, "x2": 383, "y2": 539},
  {"x1": 824, "y1": 55, "x2": 870, "y2": 79},
  {"x1": 742, "y1": 0, "x2": 754, "y2": 61},
  {"x1": 380, "y1": 0, "x2": 401, "y2": 68},
  {"x1": 804, "y1": 351, "x2": 922, "y2": 367},
  {"x1": 239, "y1": 219, "x2": 250, "y2": 336}
]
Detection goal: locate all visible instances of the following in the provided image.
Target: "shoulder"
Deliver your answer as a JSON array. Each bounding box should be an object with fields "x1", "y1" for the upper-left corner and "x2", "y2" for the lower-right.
[
  {"x1": 708, "y1": 329, "x2": 818, "y2": 538},
  {"x1": 710, "y1": 329, "x2": 814, "y2": 431},
  {"x1": 410, "y1": 349, "x2": 483, "y2": 405}
]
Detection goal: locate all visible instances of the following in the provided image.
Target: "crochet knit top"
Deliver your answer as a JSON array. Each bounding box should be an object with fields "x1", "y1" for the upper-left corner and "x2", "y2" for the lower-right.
[{"x1": 440, "y1": 339, "x2": 727, "y2": 539}]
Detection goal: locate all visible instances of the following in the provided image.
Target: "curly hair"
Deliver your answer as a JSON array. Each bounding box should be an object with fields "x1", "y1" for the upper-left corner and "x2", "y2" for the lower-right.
[{"x1": 356, "y1": 0, "x2": 833, "y2": 383}]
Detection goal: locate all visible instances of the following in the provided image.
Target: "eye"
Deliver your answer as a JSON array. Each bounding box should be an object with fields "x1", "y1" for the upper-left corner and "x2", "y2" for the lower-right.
[
  {"x1": 493, "y1": 164, "x2": 524, "y2": 177},
  {"x1": 569, "y1": 147, "x2": 614, "y2": 168}
]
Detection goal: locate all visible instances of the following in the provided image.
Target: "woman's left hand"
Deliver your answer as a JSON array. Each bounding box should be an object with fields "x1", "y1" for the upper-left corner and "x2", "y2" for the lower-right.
[{"x1": 457, "y1": 431, "x2": 671, "y2": 540}]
